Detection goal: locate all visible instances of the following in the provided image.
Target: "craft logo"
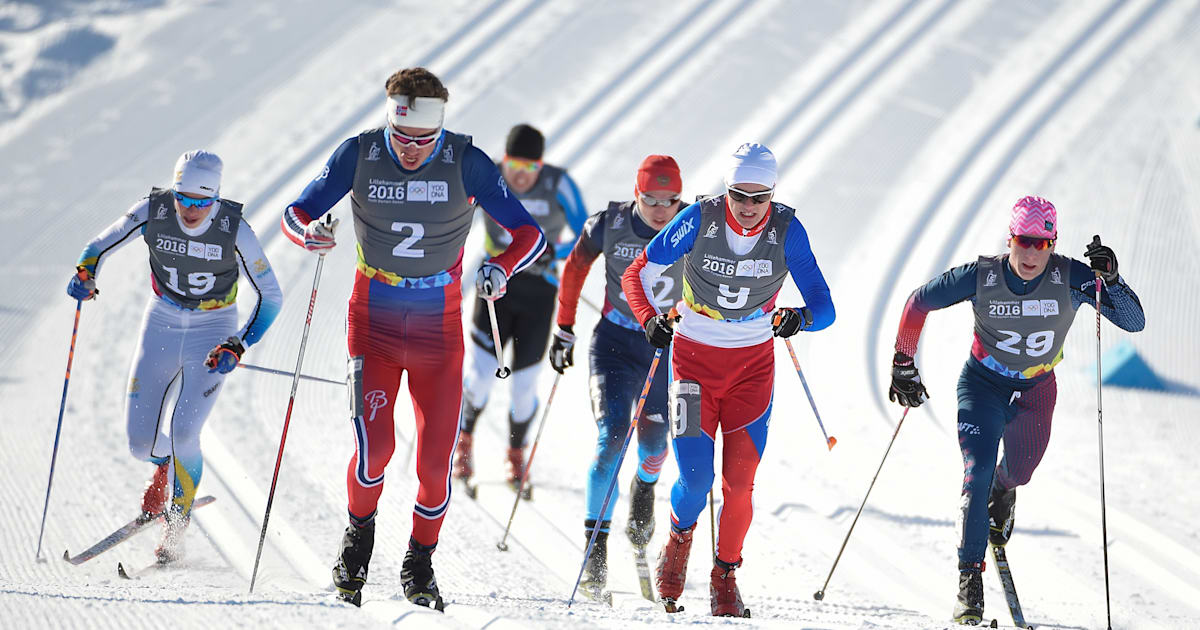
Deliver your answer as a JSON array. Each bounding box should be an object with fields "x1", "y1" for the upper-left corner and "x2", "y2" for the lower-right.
[
  {"x1": 1050, "y1": 267, "x2": 1063, "y2": 285},
  {"x1": 367, "y1": 142, "x2": 381, "y2": 161},
  {"x1": 202, "y1": 383, "x2": 220, "y2": 398},
  {"x1": 441, "y1": 145, "x2": 454, "y2": 164},
  {"x1": 364, "y1": 390, "x2": 388, "y2": 422},
  {"x1": 767, "y1": 227, "x2": 777, "y2": 245},
  {"x1": 984, "y1": 269, "x2": 998, "y2": 287},
  {"x1": 703, "y1": 221, "x2": 719, "y2": 239},
  {"x1": 219, "y1": 216, "x2": 231, "y2": 233}
]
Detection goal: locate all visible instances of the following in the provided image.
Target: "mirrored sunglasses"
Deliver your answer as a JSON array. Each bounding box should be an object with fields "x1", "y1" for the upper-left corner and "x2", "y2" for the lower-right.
[
  {"x1": 727, "y1": 186, "x2": 773, "y2": 204},
  {"x1": 503, "y1": 157, "x2": 542, "y2": 173},
  {"x1": 173, "y1": 191, "x2": 218, "y2": 208},
  {"x1": 638, "y1": 191, "x2": 680, "y2": 207},
  {"x1": 391, "y1": 127, "x2": 440, "y2": 147},
  {"x1": 1010, "y1": 234, "x2": 1055, "y2": 251}
]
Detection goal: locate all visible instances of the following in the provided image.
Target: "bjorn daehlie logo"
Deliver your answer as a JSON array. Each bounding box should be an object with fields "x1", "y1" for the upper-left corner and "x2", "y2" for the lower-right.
[{"x1": 364, "y1": 390, "x2": 388, "y2": 421}]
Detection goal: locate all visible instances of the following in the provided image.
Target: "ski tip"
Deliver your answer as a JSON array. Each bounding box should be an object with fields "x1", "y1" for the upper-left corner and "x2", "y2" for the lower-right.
[
  {"x1": 813, "y1": 590, "x2": 825, "y2": 601},
  {"x1": 117, "y1": 562, "x2": 131, "y2": 580},
  {"x1": 62, "y1": 550, "x2": 70, "y2": 562},
  {"x1": 827, "y1": 436, "x2": 837, "y2": 449}
]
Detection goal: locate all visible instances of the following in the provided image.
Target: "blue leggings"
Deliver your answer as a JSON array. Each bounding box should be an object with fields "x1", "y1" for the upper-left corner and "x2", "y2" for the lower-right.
[
  {"x1": 956, "y1": 360, "x2": 1056, "y2": 564},
  {"x1": 585, "y1": 319, "x2": 671, "y2": 524}
]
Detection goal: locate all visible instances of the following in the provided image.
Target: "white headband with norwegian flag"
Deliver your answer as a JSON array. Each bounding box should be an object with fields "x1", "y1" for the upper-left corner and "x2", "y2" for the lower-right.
[{"x1": 386, "y1": 95, "x2": 445, "y2": 130}]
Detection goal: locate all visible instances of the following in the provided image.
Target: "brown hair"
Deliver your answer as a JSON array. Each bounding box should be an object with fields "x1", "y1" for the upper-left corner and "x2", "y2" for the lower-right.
[{"x1": 385, "y1": 67, "x2": 449, "y2": 105}]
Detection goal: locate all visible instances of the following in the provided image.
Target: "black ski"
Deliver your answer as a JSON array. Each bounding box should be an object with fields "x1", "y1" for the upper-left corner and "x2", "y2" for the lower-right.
[
  {"x1": 632, "y1": 544, "x2": 654, "y2": 601},
  {"x1": 63, "y1": 496, "x2": 215, "y2": 565},
  {"x1": 990, "y1": 544, "x2": 1033, "y2": 629}
]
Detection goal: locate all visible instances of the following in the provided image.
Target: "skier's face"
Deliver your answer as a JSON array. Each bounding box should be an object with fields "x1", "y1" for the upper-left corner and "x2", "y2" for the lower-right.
[
  {"x1": 174, "y1": 192, "x2": 216, "y2": 228},
  {"x1": 389, "y1": 125, "x2": 441, "y2": 170},
  {"x1": 635, "y1": 189, "x2": 682, "y2": 230},
  {"x1": 501, "y1": 157, "x2": 542, "y2": 194},
  {"x1": 1008, "y1": 235, "x2": 1055, "y2": 280},
  {"x1": 726, "y1": 182, "x2": 773, "y2": 230}
]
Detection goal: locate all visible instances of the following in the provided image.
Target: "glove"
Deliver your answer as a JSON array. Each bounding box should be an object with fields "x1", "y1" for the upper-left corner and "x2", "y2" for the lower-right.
[
  {"x1": 1084, "y1": 235, "x2": 1118, "y2": 284},
  {"x1": 888, "y1": 351, "x2": 929, "y2": 408},
  {"x1": 205, "y1": 336, "x2": 245, "y2": 374},
  {"x1": 66, "y1": 266, "x2": 97, "y2": 301},
  {"x1": 548, "y1": 325, "x2": 576, "y2": 374},
  {"x1": 475, "y1": 262, "x2": 508, "y2": 301},
  {"x1": 643, "y1": 313, "x2": 677, "y2": 348},
  {"x1": 303, "y1": 213, "x2": 339, "y2": 252},
  {"x1": 772, "y1": 307, "x2": 813, "y2": 338}
]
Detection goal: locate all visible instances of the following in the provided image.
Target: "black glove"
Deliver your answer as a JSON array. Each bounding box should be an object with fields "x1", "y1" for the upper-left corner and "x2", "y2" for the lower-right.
[
  {"x1": 548, "y1": 325, "x2": 575, "y2": 374},
  {"x1": 643, "y1": 313, "x2": 677, "y2": 348},
  {"x1": 1084, "y1": 235, "x2": 1118, "y2": 284},
  {"x1": 888, "y1": 352, "x2": 929, "y2": 408},
  {"x1": 772, "y1": 307, "x2": 813, "y2": 338},
  {"x1": 205, "y1": 336, "x2": 245, "y2": 374}
]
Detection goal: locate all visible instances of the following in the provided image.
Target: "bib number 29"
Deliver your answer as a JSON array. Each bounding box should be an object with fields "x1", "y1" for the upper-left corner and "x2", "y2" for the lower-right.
[
  {"x1": 391, "y1": 221, "x2": 425, "y2": 258},
  {"x1": 996, "y1": 330, "x2": 1055, "y2": 357}
]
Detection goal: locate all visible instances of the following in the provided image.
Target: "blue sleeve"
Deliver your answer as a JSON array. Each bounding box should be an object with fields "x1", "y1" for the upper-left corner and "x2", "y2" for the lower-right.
[
  {"x1": 554, "y1": 172, "x2": 589, "y2": 258},
  {"x1": 289, "y1": 137, "x2": 358, "y2": 217},
  {"x1": 1068, "y1": 258, "x2": 1145, "y2": 332},
  {"x1": 783, "y1": 217, "x2": 835, "y2": 331},
  {"x1": 463, "y1": 145, "x2": 538, "y2": 231},
  {"x1": 642, "y1": 202, "x2": 701, "y2": 266},
  {"x1": 911, "y1": 261, "x2": 979, "y2": 311}
]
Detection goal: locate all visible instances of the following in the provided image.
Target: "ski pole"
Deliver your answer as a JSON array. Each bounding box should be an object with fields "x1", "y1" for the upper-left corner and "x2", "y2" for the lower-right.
[
  {"x1": 239, "y1": 361, "x2": 342, "y2": 386},
  {"x1": 1091, "y1": 240, "x2": 1113, "y2": 630},
  {"x1": 709, "y1": 489, "x2": 716, "y2": 558},
  {"x1": 250, "y1": 253, "x2": 325, "y2": 593},
  {"x1": 814, "y1": 407, "x2": 909, "y2": 601},
  {"x1": 485, "y1": 298, "x2": 511, "y2": 378},
  {"x1": 568, "y1": 347, "x2": 664, "y2": 608},
  {"x1": 497, "y1": 372, "x2": 562, "y2": 551},
  {"x1": 35, "y1": 299, "x2": 83, "y2": 559},
  {"x1": 783, "y1": 338, "x2": 836, "y2": 450}
]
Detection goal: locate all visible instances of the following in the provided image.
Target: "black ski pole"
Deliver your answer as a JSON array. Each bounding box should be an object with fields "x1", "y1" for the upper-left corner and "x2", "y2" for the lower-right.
[
  {"x1": 497, "y1": 372, "x2": 562, "y2": 551},
  {"x1": 814, "y1": 407, "x2": 910, "y2": 601},
  {"x1": 35, "y1": 299, "x2": 84, "y2": 559},
  {"x1": 1091, "y1": 236, "x2": 1113, "y2": 630}
]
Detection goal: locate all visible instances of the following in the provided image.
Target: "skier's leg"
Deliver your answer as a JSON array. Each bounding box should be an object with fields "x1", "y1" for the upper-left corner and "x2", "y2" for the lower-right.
[
  {"x1": 345, "y1": 352, "x2": 402, "y2": 522},
  {"x1": 635, "y1": 340, "x2": 671, "y2": 484},
  {"x1": 996, "y1": 373, "x2": 1057, "y2": 489},
  {"x1": 126, "y1": 299, "x2": 182, "y2": 466},
  {"x1": 586, "y1": 322, "x2": 639, "y2": 524},
  {"x1": 955, "y1": 364, "x2": 1011, "y2": 566},
  {"x1": 667, "y1": 336, "x2": 719, "y2": 532}
]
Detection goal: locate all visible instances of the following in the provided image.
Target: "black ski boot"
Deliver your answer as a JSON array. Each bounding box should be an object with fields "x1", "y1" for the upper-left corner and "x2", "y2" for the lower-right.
[
  {"x1": 401, "y1": 537, "x2": 445, "y2": 611},
  {"x1": 581, "y1": 520, "x2": 610, "y2": 603},
  {"x1": 332, "y1": 515, "x2": 375, "y2": 606},
  {"x1": 625, "y1": 476, "x2": 656, "y2": 547},
  {"x1": 988, "y1": 478, "x2": 1017, "y2": 546},
  {"x1": 952, "y1": 560, "x2": 985, "y2": 625}
]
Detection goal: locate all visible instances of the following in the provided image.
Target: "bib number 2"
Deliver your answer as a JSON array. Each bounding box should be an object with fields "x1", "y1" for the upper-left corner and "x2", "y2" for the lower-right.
[{"x1": 391, "y1": 221, "x2": 425, "y2": 258}]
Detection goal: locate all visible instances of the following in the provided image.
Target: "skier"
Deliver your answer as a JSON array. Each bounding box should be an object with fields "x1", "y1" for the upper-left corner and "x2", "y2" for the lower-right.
[
  {"x1": 454, "y1": 123, "x2": 587, "y2": 498},
  {"x1": 622, "y1": 143, "x2": 835, "y2": 616},
  {"x1": 279, "y1": 67, "x2": 545, "y2": 608},
  {"x1": 551, "y1": 155, "x2": 686, "y2": 599},
  {"x1": 885, "y1": 196, "x2": 1144, "y2": 624},
  {"x1": 67, "y1": 150, "x2": 282, "y2": 562}
]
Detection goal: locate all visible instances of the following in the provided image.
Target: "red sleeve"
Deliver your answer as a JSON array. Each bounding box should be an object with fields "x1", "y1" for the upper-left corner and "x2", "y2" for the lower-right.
[
  {"x1": 488, "y1": 224, "x2": 546, "y2": 276},
  {"x1": 620, "y1": 251, "x2": 657, "y2": 326},
  {"x1": 280, "y1": 205, "x2": 313, "y2": 248},
  {"x1": 556, "y1": 241, "x2": 600, "y2": 327},
  {"x1": 894, "y1": 291, "x2": 930, "y2": 357}
]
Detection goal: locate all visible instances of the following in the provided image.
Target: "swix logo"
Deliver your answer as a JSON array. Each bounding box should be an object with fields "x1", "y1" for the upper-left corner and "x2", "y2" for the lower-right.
[
  {"x1": 367, "y1": 142, "x2": 381, "y2": 161},
  {"x1": 364, "y1": 390, "x2": 388, "y2": 421},
  {"x1": 703, "y1": 221, "x2": 718, "y2": 239},
  {"x1": 670, "y1": 217, "x2": 695, "y2": 247}
]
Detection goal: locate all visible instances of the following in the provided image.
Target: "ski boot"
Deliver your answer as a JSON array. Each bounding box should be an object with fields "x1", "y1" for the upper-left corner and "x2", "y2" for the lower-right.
[
  {"x1": 625, "y1": 476, "x2": 656, "y2": 547},
  {"x1": 332, "y1": 517, "x2": 375, "y2": 607},
  {"x1": 140, "y1": 461, "x2": 170, "y2": 520},
  {"x1": 710, "y1": 557, "x2": 751, "y2": 618},
  {"x1": 580, "y1": 521, "x2": 611, "y2": 604},
  {"x1": 952, "y1": 560, "x2": 985, "y2": 625},
  {"x1": 505, "y1": 447, "x2": 532, "y2": 500},
  {"x1": 988, "y1": 479, "x2": 1017, "y2": 546},
  {"x1": 401, "y1": 537, "x2": 445, "y2": 611},
  {"x1": 656, "y1": 524, "x2": 695, "y2": 612},
  {"x1": 154, "y1": 503, "x2": 190, "y2": 564}
]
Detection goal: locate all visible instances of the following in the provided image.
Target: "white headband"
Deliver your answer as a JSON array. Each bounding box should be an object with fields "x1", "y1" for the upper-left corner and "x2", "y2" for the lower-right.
[{"x1": 386, "y1": 95, "x2": 445, "y2": 130}]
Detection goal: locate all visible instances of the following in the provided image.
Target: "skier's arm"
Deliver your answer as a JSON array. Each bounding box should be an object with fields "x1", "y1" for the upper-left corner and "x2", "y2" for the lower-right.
[
  {"x1": 281, "y1": 137, "x2": 357, "y2": 246},
  {"x1": 76, "y1": 199, "x2": 150, "y2": 276},
  {"x1": 621, "y1": 202, "x2": 700, "y2": 324},
  {"x1": 232, "y1": 220, "x2": 283, "y2": 347},
  {"x1": 894, "y1": 262, "x2": 979, "y2": 356},
  {"x1": 1069, "y1": 259, "x2": 1145, "y2": 332},
  {"x1": 463, "y1": 145, "x2": 546, "y2": 276},
  {"x1": 783, "y1": 217, "x2": 835, "y2": 331},
  {"x1": 554, "y1": 171, "x2": 589, "y2": 259},
  {"x1": 556, "y1": 212, "x2": 605, "y2": 328}
]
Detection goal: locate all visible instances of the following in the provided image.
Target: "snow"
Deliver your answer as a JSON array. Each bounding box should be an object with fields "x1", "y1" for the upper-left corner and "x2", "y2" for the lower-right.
[{"x1": 2, "y1": 0, "x2": 1199, "y2": 628}]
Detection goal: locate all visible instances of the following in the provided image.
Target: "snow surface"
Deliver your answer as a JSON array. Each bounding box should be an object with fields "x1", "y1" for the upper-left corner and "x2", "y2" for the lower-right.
[{"x1": 2, "y1": 1, "x2": 1199, "y2": 628}]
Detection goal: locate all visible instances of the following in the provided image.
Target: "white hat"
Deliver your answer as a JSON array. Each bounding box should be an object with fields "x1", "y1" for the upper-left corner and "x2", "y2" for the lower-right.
[
  {"x1": 173, "y1": 150, "x2": 222, "y2": 197},
  {"x1": 724, "y1": 143, "x2": 777, "y2": 189}
]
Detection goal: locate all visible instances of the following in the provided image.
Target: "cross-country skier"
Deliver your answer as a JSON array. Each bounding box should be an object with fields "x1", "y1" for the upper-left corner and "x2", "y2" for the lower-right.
[
  {"x1": 454, "y1": 123, "x2": 587, "y2": 498},
  {"x1": 622, "y1": 143, "x2": 835, "y2": 617},
  {"x1": 551, "y1": 155, "x2": 686, "y2": 599},
  {"x1": 280, "y1": 67, "x2": 545, "y2": 608},
  {"x1": 67, "y1": 150, "x2": 282, "y2": 562},
  {"x1": 886, "y1": 196, "x2": 1144, "y2": 624}
]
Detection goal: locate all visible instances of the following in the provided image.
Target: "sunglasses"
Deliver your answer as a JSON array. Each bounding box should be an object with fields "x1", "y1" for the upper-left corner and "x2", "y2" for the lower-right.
[
  {"x1": 727, "y1": 186, "x2": 773, "y2": 205},
  {"x1": 173, "y1": 191, "x2": 218, "y2": 208},
  {"x1": 391, "y1": 127, "x2": 440, "y2": 147},
  {"x1": 503, "y1": 157, "x2": 542, "y2": 173},
  {"x1": 638, "y1": 191, "x2": 680, "y2": 207},
  {"x1": 1010, "y1": 234, "x2": 1055, "y2": 251}
]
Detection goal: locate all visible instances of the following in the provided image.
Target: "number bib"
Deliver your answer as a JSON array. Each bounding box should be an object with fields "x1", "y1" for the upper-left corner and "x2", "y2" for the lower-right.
[
  {"x1": 483, "y1": 163, "x2": 568, "y2": 272},
  {"x1": 602, "y1": 201, "x2": 683, "y2": 322},
  {"x1": 350, "y1": 128, "x2": 473, "y2": 278},
  {"x1": 143, "y1": 188, "x2": 241, "y2": 310},
  {"x1": 973, "y1": 254, "x2": 1077, "y2": 378}
]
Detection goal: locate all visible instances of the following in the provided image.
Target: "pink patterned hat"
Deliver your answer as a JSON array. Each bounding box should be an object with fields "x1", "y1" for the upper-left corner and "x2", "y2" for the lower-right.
[{"x1": 1009, "y1": 196, "x2": 1057, "y2": 239}]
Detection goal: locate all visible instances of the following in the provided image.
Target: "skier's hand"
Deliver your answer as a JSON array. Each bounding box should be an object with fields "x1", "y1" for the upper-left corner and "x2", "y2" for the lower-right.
[
  {"x1": 548, "y1": 325, "x2": 575, "y2": 374},
  {"x1": 643, "y1": 312, "x2": 678, "y2": 348},
  {"x1": 889, "y1": 351, "x2": 929, "y2": 408},
  {"x1": 303, "y1": 213, "x2": 339, "y2": 252},
  {"x1": 772, "y1": 307, "x2": 813, "y2": 338},
  {"x1": 205, "y1": 336, "x2": 245, "y2": 374},
  {"x1": 475, "y1": 262, "x2": 508, "y2": 301},
  {"x1": 66, "y1": 266, "x2": 97, "y2": 301},
  {"x1": 1084, "y1": 235, "x2": 1118, "y2": 284}
]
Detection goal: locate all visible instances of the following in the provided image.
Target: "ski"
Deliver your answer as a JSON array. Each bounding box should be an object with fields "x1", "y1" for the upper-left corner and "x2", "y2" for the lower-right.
[
  {"x1": 62, "y1": 496, "x2": 215, "y2": 565},
  {"x1": 116, "y1": 558, "x2": 174, "y2": 580},
  {"x1": 990, "y1": 544, "x2": 1033, "y2": 629},
  {"x1": 632, "y1": 543, "x2": 654, "y2": 601},
  {"x1": 579, "y1": 582, "x2": 613, "y2": 607}
]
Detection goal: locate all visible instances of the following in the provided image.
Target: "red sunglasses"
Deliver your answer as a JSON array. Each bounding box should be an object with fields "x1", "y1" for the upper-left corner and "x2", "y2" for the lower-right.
[
  {"x1": 390, "y1": 126, "x2": 440, "y2": 147},
  {"x1": 1010, "y1": 234, "x2": 1055, "y2": 251}
]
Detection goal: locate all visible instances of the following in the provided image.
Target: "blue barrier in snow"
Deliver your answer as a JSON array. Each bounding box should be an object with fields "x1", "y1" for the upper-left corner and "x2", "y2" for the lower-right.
[{"x1": 1100, "y1": 340, "x2": 1166, "y2": 390}]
